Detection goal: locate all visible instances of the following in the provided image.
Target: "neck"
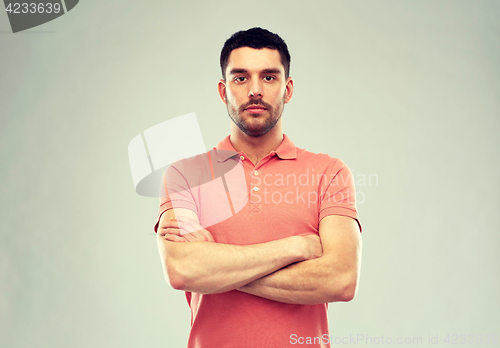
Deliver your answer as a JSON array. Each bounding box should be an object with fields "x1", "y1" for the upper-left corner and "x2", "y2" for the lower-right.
[{"x1": 229, "y1": 123, "x2": 283, "y2": 165}]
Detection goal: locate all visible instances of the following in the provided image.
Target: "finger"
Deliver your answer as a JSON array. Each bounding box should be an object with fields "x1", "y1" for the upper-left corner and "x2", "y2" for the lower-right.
[
  {"x1": 164, "y1": 234, "x2": 187, "y2": 242},
  {"x1": 191, "y1": 232, "x2": 210, "y2": 242},
  {"x1": 176, "y1": 223, "x2": 214, "y2": 242},
  {"x1": 165, "y1": 217, "x2": 195, "y2": 234},
  {"x1": 205, "y1": 233, "x2": 215, "y2": 242},
  {"x1": 175, "y1": 217, "x2": 205, "y2": 233},
  {"x1": 161, "y1": 219, "x2": 181, "y2": 230},
  {"x1": 189, "y1": 231, "x2": 215, "y2": 242},
  {"x1": 159, "y1": 227, "x2": 182, "y2": 237},
  {"x1": 179, "y1": 221, "x2": 201, "y2": 235},
  {"x1": 182, "y1": 232, "x2": 204, "y2": 242},
  {"x1": 192, "y1": 230, "x2": 214, "y2": 242}
]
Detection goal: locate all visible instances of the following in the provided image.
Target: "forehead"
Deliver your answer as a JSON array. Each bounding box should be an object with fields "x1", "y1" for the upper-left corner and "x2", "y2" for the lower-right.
[{"x1": 226, "y1": 47, "x2": 284, "y2": 74}]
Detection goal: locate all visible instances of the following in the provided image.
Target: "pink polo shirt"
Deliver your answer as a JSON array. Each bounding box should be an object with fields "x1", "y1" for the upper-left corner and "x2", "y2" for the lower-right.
[{"x1": 155, "y1": 134, "x2": 361, "y2": 348}]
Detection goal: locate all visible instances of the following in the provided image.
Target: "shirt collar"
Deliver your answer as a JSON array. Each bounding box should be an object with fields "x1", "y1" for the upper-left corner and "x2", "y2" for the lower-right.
[
  {"x1": 275, "y1": 134, "x2": 297, "y2": 160},
  {"x1": 214, "y1": 134, "x2": 297, "y2": 162}
]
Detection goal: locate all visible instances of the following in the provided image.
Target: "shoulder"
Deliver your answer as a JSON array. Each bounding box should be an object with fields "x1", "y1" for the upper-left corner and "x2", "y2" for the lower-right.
[
  {"x1": 295, "y1": 147, "x2": 348, "y2": 173},
  {"x1": 163, "y1": 151, "x2": 213, "y2": 188},
  {"x1": 165, "y1": 149, "x2": 240, "y2": 183},
  {"x1": 169, "y1": 151, "x2": 210, "y2": 171}
]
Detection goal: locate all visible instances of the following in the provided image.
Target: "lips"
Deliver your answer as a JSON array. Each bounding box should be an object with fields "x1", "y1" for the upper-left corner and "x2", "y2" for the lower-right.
[{"x1": 245, "y1": 105, "x2": 266, "y2": 113}]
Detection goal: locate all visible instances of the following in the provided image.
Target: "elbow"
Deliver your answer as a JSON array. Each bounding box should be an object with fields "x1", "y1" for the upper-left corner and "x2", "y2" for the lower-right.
[
  {"x1": 168, "y1": 273, "x2": 187, "y2": 291},
  {"x1": 165, "y1": 259, "x2": 192, "y2": 291},
  {"x1": 338, "y1": 279, "x2": 357, "y2": 302},
  {"x1": 164, "y1": 258, "x2": 217, "y2": 294},
  {"x1": 325, "y1": 273, "x2": 359, "y2": 303},
  {"x1": 158, "y1": 238, "x2": 203, "y2": 291}
]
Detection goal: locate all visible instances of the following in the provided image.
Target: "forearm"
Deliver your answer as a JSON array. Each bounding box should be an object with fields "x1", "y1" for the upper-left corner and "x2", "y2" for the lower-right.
[
  {"x1": 158, "y1": 235, "x2": 308, "y2": 294},
  {"x1": 238, "y1": 256, "x2": 358, "y2": 305},
  {"x1": 239, "y1": 215, "x2": 362, "y2": 305}
]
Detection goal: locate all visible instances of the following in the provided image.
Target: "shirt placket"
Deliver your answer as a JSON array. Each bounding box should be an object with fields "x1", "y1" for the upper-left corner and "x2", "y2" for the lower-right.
[{"x1": 240, "y1": 152, "x2": 276, "y2": 214}]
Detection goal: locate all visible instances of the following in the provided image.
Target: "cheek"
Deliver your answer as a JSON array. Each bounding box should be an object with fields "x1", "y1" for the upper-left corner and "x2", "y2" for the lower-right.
[
  {"x1": 226, "y1": 95, "x2": 237, "y2": 108},
  {"x1": 228, "y1": 90, "x2": 247, "y2": 107},
  {"x1": 270, "y1": 86, "x2": 286, "y2": 100},
  {"x1": 270, "y1": 91, "x2": 285, "y2": 105},
  {"x1": 225, "y1": 89, "x2": 238, "y2": 104}
]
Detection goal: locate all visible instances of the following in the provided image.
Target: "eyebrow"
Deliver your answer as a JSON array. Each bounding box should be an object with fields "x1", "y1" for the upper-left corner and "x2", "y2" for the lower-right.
[
  {"x1": 229, "y1": 68, "x2": 282, "y2": 75},
  {"x1": 262, "y1": 68, "x2": 282, "y2": 75}
]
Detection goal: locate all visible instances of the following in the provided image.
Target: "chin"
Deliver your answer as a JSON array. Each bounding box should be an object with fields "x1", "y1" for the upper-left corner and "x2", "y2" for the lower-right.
[{"x1": 243, "y1": 126, "x2": 273, "y2": 138}]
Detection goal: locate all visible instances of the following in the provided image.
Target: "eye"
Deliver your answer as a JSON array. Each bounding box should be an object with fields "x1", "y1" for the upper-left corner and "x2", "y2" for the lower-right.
[
  {"x1": 234, "y1": 76, "x2": 247, "y2": 83},
  {"x1": 264, "y1": 76, "x2": 275, "y2": 82}
]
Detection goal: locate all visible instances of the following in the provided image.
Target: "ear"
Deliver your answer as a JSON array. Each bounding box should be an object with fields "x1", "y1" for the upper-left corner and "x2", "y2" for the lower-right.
[
  {"x1": 284, "y1": 77, "x2": 294, "y2": 104},
  {"x1": 218, "y1": 79, "x2": 227, "y2": 105}
]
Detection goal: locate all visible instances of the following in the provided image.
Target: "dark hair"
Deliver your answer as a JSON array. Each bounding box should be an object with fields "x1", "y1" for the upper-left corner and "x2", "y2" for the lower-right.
[{"x1": 220, "y1": 27, "x2": 291, "y2": 80}]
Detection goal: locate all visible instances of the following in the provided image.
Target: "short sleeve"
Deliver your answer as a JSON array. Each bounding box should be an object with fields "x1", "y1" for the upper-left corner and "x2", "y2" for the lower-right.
[
  {"x1": 153, "y1": 164, "x2": 198, "y2": 233},
  {"x1": 319, "y1": 159, "x2": 362, "y2": 232}
]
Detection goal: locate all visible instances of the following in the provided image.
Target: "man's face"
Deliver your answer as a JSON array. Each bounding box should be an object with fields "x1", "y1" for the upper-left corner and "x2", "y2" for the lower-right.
[{"x1": 218, "y1": 47, "x2": 293, "y2": 137}]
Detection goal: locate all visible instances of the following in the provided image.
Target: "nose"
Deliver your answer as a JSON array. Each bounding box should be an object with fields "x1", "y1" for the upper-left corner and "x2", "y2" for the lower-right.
[{"x1": 248, "y1": 79, "x2": 263, "y2": 98}]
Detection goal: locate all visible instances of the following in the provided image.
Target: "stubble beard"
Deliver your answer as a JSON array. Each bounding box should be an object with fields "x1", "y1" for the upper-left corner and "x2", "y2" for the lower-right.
[{"x1": 226, "y1": 94, "x2": 286, "y2": 138}]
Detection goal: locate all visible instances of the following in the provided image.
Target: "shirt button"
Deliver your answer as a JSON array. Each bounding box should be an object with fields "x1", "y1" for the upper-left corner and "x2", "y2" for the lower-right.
[
  {"x1": 253, "y1": 187, "x2": 259, "y2": 191},
  {"x1": 240, "y1": 156, "x2": 245, "y2": 161},
  {"x1": 254, "y1": 171, "x2": 259, "y2": 175}
]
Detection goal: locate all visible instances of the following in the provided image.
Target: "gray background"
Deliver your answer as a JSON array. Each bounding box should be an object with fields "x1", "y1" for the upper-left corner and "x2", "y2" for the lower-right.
[{"x1": 1, "y1": 1, "x2": 499, "y2": 347}]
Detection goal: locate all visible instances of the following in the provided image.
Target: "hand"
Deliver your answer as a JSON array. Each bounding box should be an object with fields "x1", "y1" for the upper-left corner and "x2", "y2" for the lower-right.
[
  {"x1": 159, "y1": 216, "x2": 215, "y2": 243},
  {"x1": 299, "y1": 234, "x2": 323, "y2": 260}
]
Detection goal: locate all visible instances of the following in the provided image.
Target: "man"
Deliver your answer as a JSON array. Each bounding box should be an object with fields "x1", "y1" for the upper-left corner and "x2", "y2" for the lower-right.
[{"x1": 155, "y1": 27, "x2": 362, "y2": 348}]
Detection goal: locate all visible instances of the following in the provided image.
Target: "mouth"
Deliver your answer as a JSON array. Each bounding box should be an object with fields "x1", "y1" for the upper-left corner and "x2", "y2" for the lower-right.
[{"x1": 244, "y1": 105, "x2": 267, "y2": 114}]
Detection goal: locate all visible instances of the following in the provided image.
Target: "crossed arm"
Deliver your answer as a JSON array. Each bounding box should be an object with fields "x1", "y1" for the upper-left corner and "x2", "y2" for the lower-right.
[{"x1": 156, "y1": 208, "x2": 361, "y2": 305}]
